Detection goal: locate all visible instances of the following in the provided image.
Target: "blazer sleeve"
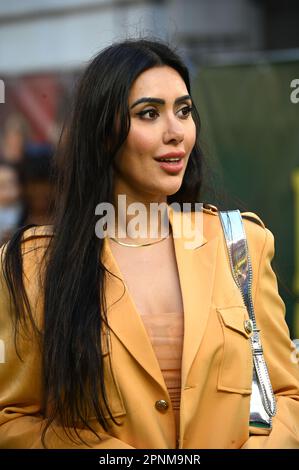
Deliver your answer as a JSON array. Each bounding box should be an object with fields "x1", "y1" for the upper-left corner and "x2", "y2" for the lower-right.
[
  {"x1": 0, "y1": 244, "x2": 134, "y2": 449},
  {"x1": 241, "y1": 227, "x2": 299, "y2": 449}
]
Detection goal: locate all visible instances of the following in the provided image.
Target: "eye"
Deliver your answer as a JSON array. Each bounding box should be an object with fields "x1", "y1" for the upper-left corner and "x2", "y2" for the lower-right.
[
  {"x1": 136, "y1": 105, "x2": 193, "y2": 121},
  {"x1": 177, "y1": 105, "x2": 193, "y2": 119},
  {"x1": 136, "y1": 108, "x2": 159, "y2": 120}
]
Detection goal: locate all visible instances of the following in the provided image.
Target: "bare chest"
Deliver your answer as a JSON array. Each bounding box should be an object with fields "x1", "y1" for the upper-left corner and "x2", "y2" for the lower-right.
[{"x1": 108, "y1": 237, "x2": 184, "y2": 316}]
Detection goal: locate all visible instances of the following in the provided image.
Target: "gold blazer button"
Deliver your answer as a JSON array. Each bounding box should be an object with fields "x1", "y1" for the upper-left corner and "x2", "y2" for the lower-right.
[
  {"x1": 244, "y1": 319, "x2": 253, "y2": 334},
  {"x1": 155, "y1": 399, "x2": 169, "y2": 412}
]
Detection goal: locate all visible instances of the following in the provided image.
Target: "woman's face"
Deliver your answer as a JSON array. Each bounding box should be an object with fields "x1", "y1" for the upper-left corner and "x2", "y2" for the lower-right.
[{"x1": 113, "y1": 65, "x2": 196, "y2": 204}]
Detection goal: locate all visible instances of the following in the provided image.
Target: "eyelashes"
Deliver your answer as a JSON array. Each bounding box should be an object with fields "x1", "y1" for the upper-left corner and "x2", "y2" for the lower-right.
[{"x1": 136, "y1": 105, "x2": 193, "y2": 120}]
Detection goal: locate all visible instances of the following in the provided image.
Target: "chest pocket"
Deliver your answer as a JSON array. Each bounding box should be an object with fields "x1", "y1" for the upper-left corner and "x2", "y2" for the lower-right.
[
  {"x1": 217, "y1": 306, "x2": 253, "y2": 394},
  {"x1": 100, "y1": 329, "x2": 126, "y2": 420}
]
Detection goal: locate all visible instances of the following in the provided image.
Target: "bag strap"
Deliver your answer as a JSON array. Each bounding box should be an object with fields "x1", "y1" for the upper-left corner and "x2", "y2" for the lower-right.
[{"x1": 219, "y1": 210, "x2": 277, "y2": 428}]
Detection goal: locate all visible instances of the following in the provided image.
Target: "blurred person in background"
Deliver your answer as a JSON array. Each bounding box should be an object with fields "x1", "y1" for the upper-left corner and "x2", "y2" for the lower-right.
[
  {"x1": 0, "y1": 114, "x2": 29, "y2": 165},
  {"x1": 0, "y1": 162, "x2": 23, "y2": 245},
  {"x1": 20, "y1": 143, "x2": 55, "y2": 226}
]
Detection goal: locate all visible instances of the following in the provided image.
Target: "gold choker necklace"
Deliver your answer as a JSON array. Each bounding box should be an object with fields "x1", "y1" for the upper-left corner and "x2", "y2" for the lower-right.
[{"x1": 108, "y1": 234, "x2": 170, "y2": 247}]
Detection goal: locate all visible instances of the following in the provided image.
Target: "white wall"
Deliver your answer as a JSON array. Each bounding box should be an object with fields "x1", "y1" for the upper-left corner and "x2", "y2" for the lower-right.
[
  {"x1": 0, "y1": 0, "x2": 264, "y2": 75},
  {"x1": 0, "y1": 0, "x2": 168, "y2": 74}
]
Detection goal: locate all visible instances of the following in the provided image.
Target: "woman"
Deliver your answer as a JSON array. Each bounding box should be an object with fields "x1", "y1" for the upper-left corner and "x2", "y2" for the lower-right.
[{"x1": 0, "y1": 38, "x2": 298, "y2": 449}]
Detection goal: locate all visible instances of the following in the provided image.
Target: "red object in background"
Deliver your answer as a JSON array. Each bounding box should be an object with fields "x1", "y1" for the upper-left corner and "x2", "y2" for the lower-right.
[
  {"x1": 0, "y1": 71, "x2": 78, "y2": 143},
  {"x1": 9, "y1": 75, "x2": 59, "y2": 142}
]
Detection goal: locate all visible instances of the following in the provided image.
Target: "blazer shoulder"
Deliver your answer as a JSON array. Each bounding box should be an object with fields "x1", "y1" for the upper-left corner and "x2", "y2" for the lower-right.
[
  {"x1": 240, "y1": 211, "x2": 266, "y2": 230},
  {"x1": 203, "y1": 203, "x2": 265, "y2": 229},
  {"x1": 21, "y1": 225, "x2": 54, "y2": 242},
  {"x1": 201, "y1": 204, "x2": 267, "y2": 248},
  {"x1": 240, "y1": 212, "x2": 268, "y2": 256},
  {"x1": 0, "y1": 225, "x2": 54, "y2": 260},
  {"x1": 20, "y1": 225, "x2": 54, "y2": 255}
]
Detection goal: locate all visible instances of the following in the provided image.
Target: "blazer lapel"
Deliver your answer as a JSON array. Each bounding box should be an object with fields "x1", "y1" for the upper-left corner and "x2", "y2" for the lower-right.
[
  {"x1": 169, "y1": 207, "x2": 220, "y2": 388},
  {"x1": 101, "y1": 204, "x2": 219, "y2": 391}
]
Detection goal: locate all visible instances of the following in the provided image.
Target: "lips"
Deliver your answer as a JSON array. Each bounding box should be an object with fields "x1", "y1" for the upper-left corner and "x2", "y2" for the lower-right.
[
  {"x1": 154, "y1": 151, "x2": 186, "y2": 163},
  {"x1": 154, "y1": 153, "x2": 185, "y2": 174}
]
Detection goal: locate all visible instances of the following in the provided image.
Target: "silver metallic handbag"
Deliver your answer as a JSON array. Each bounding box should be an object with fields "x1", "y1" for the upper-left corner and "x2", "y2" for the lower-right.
[{"x1": 219, "y1": 209, "x2": 277, "y2": 431}]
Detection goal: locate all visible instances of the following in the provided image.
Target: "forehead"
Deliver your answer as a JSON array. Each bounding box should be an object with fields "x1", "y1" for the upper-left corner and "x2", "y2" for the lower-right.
[{"x1": 129, "y1": 65, "x2": 188, "y2": 100}]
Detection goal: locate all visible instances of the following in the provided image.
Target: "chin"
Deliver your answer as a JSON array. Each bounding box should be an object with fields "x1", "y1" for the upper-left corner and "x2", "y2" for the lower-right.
[
  {"x1": 142, "y1": 176, "x2": 184, "y2": 199},
  {"x1": 159, "y1": 179, "x2": 184, "y2": 197}
]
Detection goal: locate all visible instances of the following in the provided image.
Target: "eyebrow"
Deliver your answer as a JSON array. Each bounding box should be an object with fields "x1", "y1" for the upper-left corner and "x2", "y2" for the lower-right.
[{"x1": 130, "y1": 94, "x2": 192, "y2": 109}]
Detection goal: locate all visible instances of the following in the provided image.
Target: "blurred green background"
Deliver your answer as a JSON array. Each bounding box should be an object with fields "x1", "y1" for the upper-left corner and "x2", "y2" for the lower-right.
[{"x1": 193, "y1": 60, "x2": 299, "y2": 338}]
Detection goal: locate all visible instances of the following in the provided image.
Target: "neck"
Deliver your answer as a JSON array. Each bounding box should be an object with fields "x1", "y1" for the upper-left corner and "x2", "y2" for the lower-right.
[{"x1": 112, "y1": 193, "x2": 170, "y2": 244}]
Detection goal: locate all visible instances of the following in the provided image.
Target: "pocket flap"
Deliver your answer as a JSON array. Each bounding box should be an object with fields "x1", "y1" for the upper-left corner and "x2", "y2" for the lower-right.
[{"x1": 217, "y1": 306, "x2": 252, "y2": 338}]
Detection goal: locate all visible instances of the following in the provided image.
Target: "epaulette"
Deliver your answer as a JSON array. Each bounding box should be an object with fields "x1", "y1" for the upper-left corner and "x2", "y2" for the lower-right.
[
  {"x1": 203, "y1": 203, "x2": 218, "y2": 215},
  {"x1": 241, "y1": 211, "x2": 265, "y2": 229},
  {"x1": 21, "y1": 225, "x2": 54, "y2": 243}
]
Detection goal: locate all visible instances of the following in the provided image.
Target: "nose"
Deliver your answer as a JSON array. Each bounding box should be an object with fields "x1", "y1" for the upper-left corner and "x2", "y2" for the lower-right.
[{"x1": 163, "y1": 115, "x2": 184, "y2": 145}]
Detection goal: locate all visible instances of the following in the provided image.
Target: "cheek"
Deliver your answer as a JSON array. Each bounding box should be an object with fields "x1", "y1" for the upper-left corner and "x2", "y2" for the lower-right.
[
  {"x1": 125, "y1": 126, "x2": 158, "y2": 158},
  {"x1": 187, "y1": 121, "x2": 197, "y2": 148}
]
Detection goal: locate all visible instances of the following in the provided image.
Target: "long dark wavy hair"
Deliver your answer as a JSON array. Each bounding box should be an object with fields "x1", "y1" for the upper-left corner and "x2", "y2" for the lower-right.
[{"x1": 1, "y1": 37, "x2": 223, "y2": 447}]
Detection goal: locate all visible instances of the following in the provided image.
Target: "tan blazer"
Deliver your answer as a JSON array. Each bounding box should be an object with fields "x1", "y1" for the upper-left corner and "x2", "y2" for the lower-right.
[{"x1": 0, "y1": 205, "x2": 299, "y2": 449}]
